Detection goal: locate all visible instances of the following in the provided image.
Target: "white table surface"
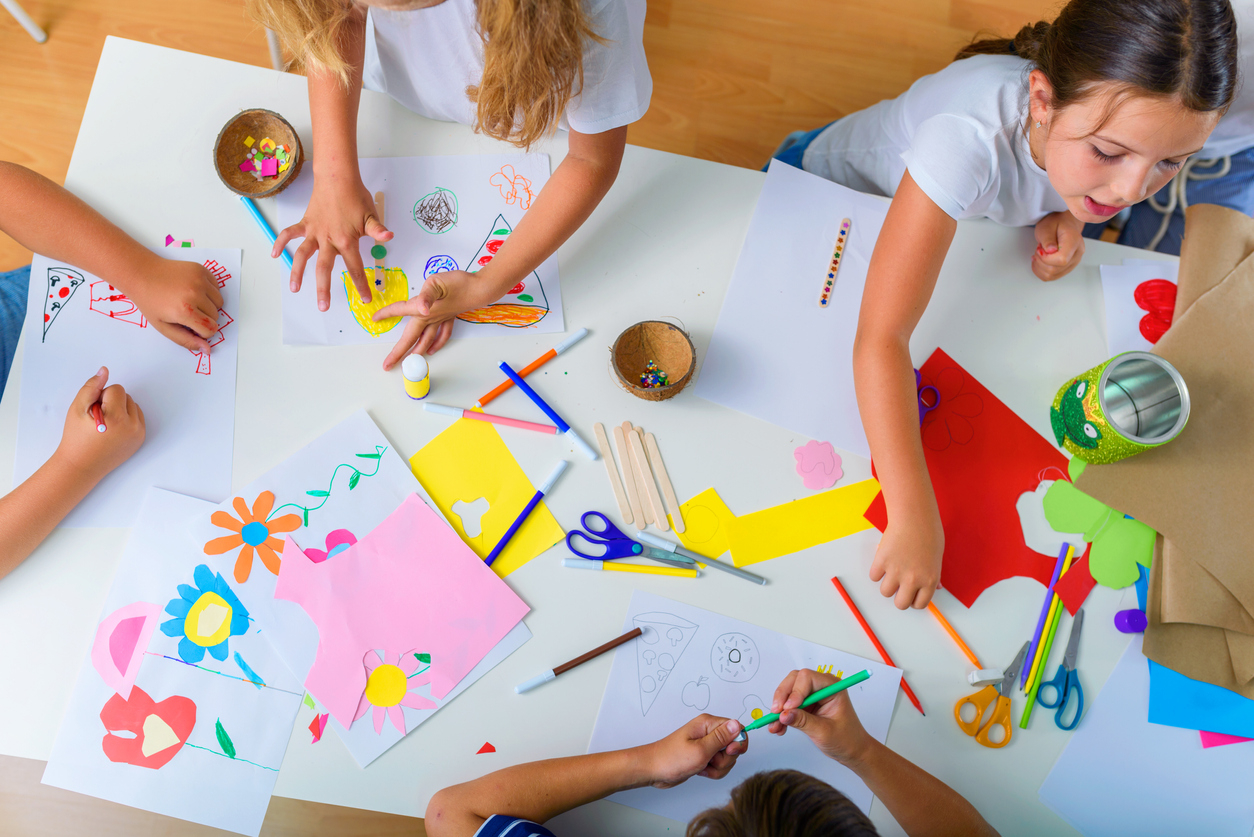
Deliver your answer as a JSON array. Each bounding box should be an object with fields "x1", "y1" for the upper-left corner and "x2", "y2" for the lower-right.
[{"x1": 0, "y1": 37, "x2": 1174, "y2": 837}]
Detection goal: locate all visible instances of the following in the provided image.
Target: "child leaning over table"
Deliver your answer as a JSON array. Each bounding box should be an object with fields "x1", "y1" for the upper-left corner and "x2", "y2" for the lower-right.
[
  {"x1": 0, "y1": 162, "x2": 225, "y2": 580},
  {"x1": 424, "y1": 669, "x2": 998, "y2": 837}
]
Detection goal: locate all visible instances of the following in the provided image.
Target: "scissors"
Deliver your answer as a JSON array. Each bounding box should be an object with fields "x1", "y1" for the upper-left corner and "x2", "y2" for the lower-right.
[
  {"x1": 954, "y1": 641, "x2": 1029, "y2": 749},
  {"x1": 1037, "y1": 608, "x2": 1085, "y2": 730},
  {"x1": 565, "y1": 512, "x2": 695, "y2": 571},
  {"x1": 915, "y1": 369, "x2": 940, "y2": 425}
]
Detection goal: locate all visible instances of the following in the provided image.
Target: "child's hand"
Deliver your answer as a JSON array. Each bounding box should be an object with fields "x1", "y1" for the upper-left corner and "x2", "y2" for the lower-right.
[
  {"x1": 870, "y1": 515, "x2": 943, "y2": 609},
  {"x1": 53, "y1": 368, "x2": 145, "y2": 482},
  {"x1": 275, "y1": 174, "x2": 392, "y2": 312},
  {"x1": 642, "y1": 715, "x2": 747, "y2": 789},
  {"x1": 766, "y1": 669, "x2": 874, "y2": 766},
  {"x1": 125, "y1": 259, "x2": 225, "y2": 354},
  {"x1": 1032, "y1": 211, "x2": 1085, "y2": 281},
  {"x1": 374, "y1": 270, "x2": 503, "y2": 369}
]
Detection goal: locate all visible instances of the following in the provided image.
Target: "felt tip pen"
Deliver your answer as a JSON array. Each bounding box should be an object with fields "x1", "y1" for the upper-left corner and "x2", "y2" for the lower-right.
[
  {"x1": 515, "y1": 627, "x2": 643, "y2": 694},
  {"x1": 735, "y1": 670, "x2": 872, "y2": 740},
  {"x1": 240, "y1": 195, "x2": 294, "y2": 270},
  {"x1": 634, "y1": 531, "x2": 767, "y2": 585},
  {"x1": 485, "y1": 460, "x2": 568, "y2": 567},
  {"x1": 424, "y1": 402, "x2": 558, "y2": 435},
  {"x1": 89, "y1": 403, "x2": 106, "y2": 433},
  {"x1": 498, "y1": 361, "x2": 598, "y2": 461},
  {"x1": 476, "y1": 328, "x2": 589, "y2": 409},
  {"x1": 562, "y1": 557, "x2": 699, "y2": 578}
]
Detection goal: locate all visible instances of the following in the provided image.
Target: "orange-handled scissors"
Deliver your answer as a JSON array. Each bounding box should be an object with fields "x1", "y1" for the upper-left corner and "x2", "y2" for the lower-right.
[{"x1": 954, "y1": 641, "x2": 1029, "y2": 749}]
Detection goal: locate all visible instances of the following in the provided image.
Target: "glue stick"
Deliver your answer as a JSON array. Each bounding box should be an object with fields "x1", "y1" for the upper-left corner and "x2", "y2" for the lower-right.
[{"x1": 402, "y1": 355, "x2": 431, "y2": 400}]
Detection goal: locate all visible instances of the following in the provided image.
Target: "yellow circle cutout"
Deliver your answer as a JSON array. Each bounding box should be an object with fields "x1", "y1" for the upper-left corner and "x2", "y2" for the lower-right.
[
  {"x1": 184, "y1": 592, "x2": 232, "y2": 648},
  {"x1": 364, "y1": 663, "x2": 407, "y2": 707}
]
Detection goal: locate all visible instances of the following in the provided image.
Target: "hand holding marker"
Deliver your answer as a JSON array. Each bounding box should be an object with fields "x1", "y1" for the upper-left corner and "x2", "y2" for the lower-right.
[
  {"x1": 498, "y1": 361, "x2": 598, "y2": 461},
  {"x1": 734, "y1": 670, "x2": 872, "y2": 741}
]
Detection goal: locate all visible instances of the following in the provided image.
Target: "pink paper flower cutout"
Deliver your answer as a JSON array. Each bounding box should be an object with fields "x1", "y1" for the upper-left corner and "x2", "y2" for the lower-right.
[
  {"x1": 354, "y1": 649, "x2": 437, "y2": 735},
  {"x1": 794, "y1": 441, "x2": 842, "y2": 490},
  {"x1": 303, "y1": 529, "x2": 357, "y2": 564}
]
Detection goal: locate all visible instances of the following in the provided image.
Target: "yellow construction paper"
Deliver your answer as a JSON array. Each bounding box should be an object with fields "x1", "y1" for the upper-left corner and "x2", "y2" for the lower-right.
[
  {"x1": 673, "y1": 488, "x2": 737, "y2": 559},
  {"x1": 727, "y1": 478, "x2": 881, "y2": 566},
  {"x1": 409, "y1": 419, "x2": 565, "y2": 577}
]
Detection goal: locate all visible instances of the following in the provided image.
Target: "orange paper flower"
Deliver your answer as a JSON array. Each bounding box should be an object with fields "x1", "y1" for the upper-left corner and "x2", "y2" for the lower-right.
[{"x1": 203, "y1": 491, "x2": 302, "y2": 583}]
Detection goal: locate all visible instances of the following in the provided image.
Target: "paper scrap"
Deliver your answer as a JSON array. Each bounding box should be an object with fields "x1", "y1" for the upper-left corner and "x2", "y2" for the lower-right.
[
  {"x1": 794, "y1": 441, "x2": 842, "y2": 490},
  {"x1": 728, "y1": 479, "x2": 880, "y2": 566},
  {"x1": 1052, "y1": 551, "x2": 1098, "y2": 615},
  {"x1": 308, "y1": 713, "x2": 328, "y2": 743},
  {"x1": 476, "y1": 741, "x2": 496, "y2": 754},
  {"x1": 1148, "y1": 657, "x2": 1254, "y2": 740},
  {"x1": 1200, "y1": 730, "x2": 1253, "y2": 748},
  {"x1": 673, "y1": 488, "x2": 736, "y2": 560}
]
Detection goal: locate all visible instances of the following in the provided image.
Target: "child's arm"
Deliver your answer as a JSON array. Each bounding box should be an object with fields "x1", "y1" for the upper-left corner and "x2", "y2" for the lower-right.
[
  {"x1": 424, "y1": 714, "x2": 746, "y2": 837},
  {"x1": 767, "y1": 669, "x2": 999, "y2": 837},
  {"x1": 375, "y1": 125, "x2": 627, "y2": 367},
  {"x1": 0, "y1": 162, "x2": 225, "y2": 354},
  {"x1": 852, "y1": 172, "x2": 955, "y2": 610},
  {"x1": 0, "y1": 368, "x2": 145, "y2": 581}
]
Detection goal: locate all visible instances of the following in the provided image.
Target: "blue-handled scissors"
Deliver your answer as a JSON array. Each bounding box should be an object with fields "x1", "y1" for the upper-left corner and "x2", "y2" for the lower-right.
[
  {"x1": 1037, "y1": 608, "x2": 1085, "y2": 731},
  {"x1": 566, "y1": 512, "x2": 695, "y2": 570}
]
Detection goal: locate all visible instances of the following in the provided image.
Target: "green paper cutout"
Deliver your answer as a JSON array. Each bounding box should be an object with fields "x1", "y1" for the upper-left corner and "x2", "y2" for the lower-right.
[
  {"x1": 1043, "y1": 480, "x2": 1154, "y2": 589},
  {"x1": 303, "y1": 693, "x2": 315, "y2": 710},
  {"x1": 215, "y1": 718, "x2": 236, "y2": 760}
]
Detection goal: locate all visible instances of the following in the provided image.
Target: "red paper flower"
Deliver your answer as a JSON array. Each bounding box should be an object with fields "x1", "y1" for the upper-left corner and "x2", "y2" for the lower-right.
[
  {"x1": 920, "y1": 365, "x2": 984, "y2": 451},
  {"x1": 100, "y1": 687, "x2": 196, "y2": 769}
]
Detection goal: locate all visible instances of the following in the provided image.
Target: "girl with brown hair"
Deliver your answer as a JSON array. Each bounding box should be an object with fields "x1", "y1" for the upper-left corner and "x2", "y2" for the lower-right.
[
  {"x1": 770, "y1": 0, "x2": 1238, "y2": 613},
  {"x1": 252, "y1": 0, "x2": 650, "y2": 366}
]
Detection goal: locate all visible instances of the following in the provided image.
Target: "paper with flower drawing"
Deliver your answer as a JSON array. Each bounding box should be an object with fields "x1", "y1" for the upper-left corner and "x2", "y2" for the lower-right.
[
  {"x1": 43, "y1": 488, "x2": 304, "y2": 837},
  {"x1": 14, "y1": 249, "x2": 240, "y2": 526},
  {"x1": 587, "y1": 592, "x2": 902, "y2": 822},
  {"x1": 276, "y1": 154, "x2": 563, "y2": 345}
]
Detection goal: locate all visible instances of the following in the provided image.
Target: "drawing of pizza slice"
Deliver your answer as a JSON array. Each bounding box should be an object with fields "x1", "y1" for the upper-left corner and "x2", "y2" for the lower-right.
[
  {"x1": 457, "y1": 214, "x2": 550, "y2": 328},
  {"x1": 633, "y1": 611, "x2": 698, "y2": 716},
  {"x1": 42, "y1": 267, "x2": 86, "y2": 342}
]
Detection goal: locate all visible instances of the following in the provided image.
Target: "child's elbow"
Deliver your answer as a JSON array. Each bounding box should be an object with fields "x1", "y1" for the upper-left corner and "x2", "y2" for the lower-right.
[{"x1": 424, "y1": 789, "x2": 453, "y2": 836}]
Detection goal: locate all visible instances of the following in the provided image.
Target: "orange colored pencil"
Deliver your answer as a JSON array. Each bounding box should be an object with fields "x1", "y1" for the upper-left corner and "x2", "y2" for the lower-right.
[
  {"x1": 474, "y1": 328, "x2": 588, "y2": 409},
  {"x1": 830, "y1": 577, "x2": 925, "y2": 716},
  {"x1": 926, "y1": 601, "x2": 983, "y2": 669}
]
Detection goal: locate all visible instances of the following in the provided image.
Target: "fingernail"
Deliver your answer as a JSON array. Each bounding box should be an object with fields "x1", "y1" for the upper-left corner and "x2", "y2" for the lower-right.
[
  {"x1": 96, "y1": 367, "x2": 106, "y2": 378},
  {"x1": 726, "y1": 720, "x2": 740, "y2": 733},
  {"x1": 290, "y1": 280, "x2": 297, "y2": 292},
  {"x1": 319, "y1": 301, "x2": 328, "y2": 312}
]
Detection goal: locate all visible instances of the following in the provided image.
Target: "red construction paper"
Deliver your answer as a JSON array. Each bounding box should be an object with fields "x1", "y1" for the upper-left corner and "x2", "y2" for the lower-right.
[
  {"x1": 100, "y1": 687, "x2": 196, "y2": 769},
  {"x1": 1052, "y1": 549, "x2": 1098, "y2": 615},
  {"x1": 476, "y1": 741, "x2": 496, "y2": 754},
  {"x1": 308, "y1": 713, "x2": 328, "y2": 743},
  {"x1": 862, "y1": 349, "x2": 1068, "y2": 608}
]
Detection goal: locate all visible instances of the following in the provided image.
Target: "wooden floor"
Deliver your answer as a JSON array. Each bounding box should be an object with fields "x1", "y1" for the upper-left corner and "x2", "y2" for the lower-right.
[{"x1": 0, "y1": 0, "x2": 1054, "y2": 832}]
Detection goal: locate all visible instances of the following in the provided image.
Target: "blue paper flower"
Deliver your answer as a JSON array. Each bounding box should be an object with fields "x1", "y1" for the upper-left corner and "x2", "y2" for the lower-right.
[{"x1": 160, "y1": 564, "x2": 250, "y2": 663}]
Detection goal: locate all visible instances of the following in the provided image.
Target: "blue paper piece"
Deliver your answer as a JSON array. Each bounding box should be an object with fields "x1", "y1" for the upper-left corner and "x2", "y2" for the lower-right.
[
  {"x1": 1148, "y1": 659, "x2": 1254, "y2": 739},
  {"x1": 1135, "y1": 563, "x2": 1149, "y2": 612}
]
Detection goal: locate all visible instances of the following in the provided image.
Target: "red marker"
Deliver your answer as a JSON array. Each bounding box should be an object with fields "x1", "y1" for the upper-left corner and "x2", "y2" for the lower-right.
[{"x1": 90, "y1": 402, "x2": 106, "y2": 433}]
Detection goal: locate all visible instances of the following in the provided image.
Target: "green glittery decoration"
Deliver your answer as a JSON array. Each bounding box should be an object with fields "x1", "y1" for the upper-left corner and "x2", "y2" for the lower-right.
[{"x1": 370, "y1": 244, "x2": 388, "y2": 259}]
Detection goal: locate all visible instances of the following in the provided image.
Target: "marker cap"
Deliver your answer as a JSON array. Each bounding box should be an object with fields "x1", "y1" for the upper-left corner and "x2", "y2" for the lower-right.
[
  {"x1": 515, "y1": 669, "x2": 557, "y2": 694},
  {"x1": 565, "y1": 428, "x2": 599, "y2": 461}
]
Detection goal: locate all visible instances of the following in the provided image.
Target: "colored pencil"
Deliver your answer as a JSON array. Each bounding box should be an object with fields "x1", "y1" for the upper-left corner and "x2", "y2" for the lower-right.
[
  {"x1": 742, "y1": 670, "x2": 872, "y2": 733},
  {"x1": 1021, "y1": 543, "x2": 1073, "y2": 689},
  {"x1": 831, "y1": 577, "x2": 924, "y2": 716},
  {"x1": 926, "y1": 601, "x2": 982, "y2": 669},
  {"x1": 476, "y1": 329, "x2": 589, "y2": 408},
  {"x1": 515, "y1": 627, "x2": 643, "y2": 693},
  {"x1": 485, "y1": 460, "x2": 567, "y2": 567},
  {"x1": 1025, "y1": 546, "x2": 1076, "y2": 691},
  {"x1": 1021, "y1": 599, "x2": 1068, "y2": 728},
  {"x1": 424, "y1": 402, "x2": 557, "y2": 435}
]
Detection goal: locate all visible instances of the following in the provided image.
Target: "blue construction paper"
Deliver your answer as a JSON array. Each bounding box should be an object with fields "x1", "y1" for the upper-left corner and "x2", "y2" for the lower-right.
[
  {"x1": 1148, "y1": 659, "x2": 1254, "y2": 739},
  {"x1": 1135, "y1": 563, "x2": 1148, "y2": 612}
]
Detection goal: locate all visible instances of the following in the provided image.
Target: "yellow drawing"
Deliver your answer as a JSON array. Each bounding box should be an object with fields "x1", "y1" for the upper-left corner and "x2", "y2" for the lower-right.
[{"x1": 342, "y1": 267, "x2": 408, "y2": 337}]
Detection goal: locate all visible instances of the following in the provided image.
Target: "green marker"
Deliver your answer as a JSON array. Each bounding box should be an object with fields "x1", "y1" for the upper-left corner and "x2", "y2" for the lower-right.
[{"x1": 735, "y1": 670, "x2": 872, "y2": 741}]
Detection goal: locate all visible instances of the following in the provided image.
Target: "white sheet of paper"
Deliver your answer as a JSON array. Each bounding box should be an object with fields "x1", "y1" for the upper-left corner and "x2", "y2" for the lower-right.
[
  {"x1": 276, "y1": 154, "x2": 563, "y2": 345},
  {"x1": 1039, "y1": 636, "x2": 1254, "y2": 837},
  {"x1": 42, "y1": 489, "x2": 304, "y2": 837},
  {"x1": 1099, "y1": 261, "x2": 1178, "y2": 356},
  {"x1": 587, "y1": 591, "x2": 902, "y2": 822},
  {"x1": 14, "y1": 249, "x2": 240, "y2": 527},
  {"x1": 692, "y1": 161, "x2": 888, "y2": 458}
]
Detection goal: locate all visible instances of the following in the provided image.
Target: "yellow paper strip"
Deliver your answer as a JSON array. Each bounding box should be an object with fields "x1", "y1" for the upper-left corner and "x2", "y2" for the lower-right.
[
  {"x1": 673, "y1": 488, "x2": 737, "y2": 560},
  {"x1": 726, "y1": 479, "x2": 881, "y2": 567}
]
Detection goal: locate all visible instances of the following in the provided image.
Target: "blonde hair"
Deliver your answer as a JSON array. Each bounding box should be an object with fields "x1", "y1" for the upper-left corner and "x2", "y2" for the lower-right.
[{"x1": 247, "y1": 0, "x2": 601, "y2": 149}]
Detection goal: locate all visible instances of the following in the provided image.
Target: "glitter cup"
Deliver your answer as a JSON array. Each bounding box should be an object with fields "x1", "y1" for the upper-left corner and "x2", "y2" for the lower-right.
[{"x1": 1050, "y1": 351, "x2": 1189, "y2": 464}]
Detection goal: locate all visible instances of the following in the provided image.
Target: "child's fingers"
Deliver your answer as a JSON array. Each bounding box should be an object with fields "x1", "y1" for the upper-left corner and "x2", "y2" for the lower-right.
[
  {"x1": 364, "y1": 214, "x2": 393, "y2": 243},
  {"x1": 290, "y1": 238, "x2": 317, "y2": 293},
  {"x1": 314, "y1": 247, "x2": 338, "y2": 312},
  {"x1": 384, "y1": 319, "x2": 424, "y2": 371},
  {"x1": 101, "y1": 383, "x2": 129, "y2": 418},
  {"x1": 911, "y1": 584, "x2": 934, "y2": 610},
  {"x1": 893, "y1": 579, "x2": 917, "y2": 610},
  {"x1": 428, "y1": 320, "x2": 454, "y2": 354},
  {"x1": 156, "y1": 322, "x2": 211, "y2": 355},
  {"x1": 415, "y1": 277, "x2": 446, "y2": 317},
  {"x1": 770, "y1": 669, "x2": 803, "y2": 712},
  {"x1": 72, "y1": 367, "x2": 109, "y2": 413},
  {"x1": 273, "y1": 221, "x2": 304, "y2": 258},
  {"x1": 203, "y1": 272, "x2": 225, "y2": 310},
  {"x1": 373, "y1": 299, "x2": 415, "y2": 321},
  {"x1": 342, "y1": 245, "x2": 372, "y2": 304}
]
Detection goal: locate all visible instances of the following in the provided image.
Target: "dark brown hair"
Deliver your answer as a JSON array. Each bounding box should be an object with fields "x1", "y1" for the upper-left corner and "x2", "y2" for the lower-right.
[
  {"x1": 686, "y1": 770, "x2": 879, "y2": 837},
  {"x1": 956, "y1": 0, "x2": 1239, "y2": 114}
]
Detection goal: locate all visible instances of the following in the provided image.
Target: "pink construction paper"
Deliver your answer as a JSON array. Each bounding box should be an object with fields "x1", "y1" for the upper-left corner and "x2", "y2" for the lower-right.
[
  {"x1": 794, "y1": 440, "x2": 842, "y2": 490},
  {"x1": 238, "y1": 159, "x2": 255, "y2": 173},
  {"x1": 1200, "y1": 730, "x2": 1254, "y2": 748},
  {"x1": 275, "y1": 494, "x2": 531, "y2": 727},
  {"x1": 91, "y1": 601, "x2": 161, "y2": 699},
  {"x1": 260, "y1": 157, "x2": 278, "y2": 177}
]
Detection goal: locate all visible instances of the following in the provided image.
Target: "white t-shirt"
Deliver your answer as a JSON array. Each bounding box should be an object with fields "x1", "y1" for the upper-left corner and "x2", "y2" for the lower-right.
[
  {"x1": 363, "y1": 0, "x2": 652, "y2": 136},
  {"x1": 802, "y1": 55, "x2": 1067, "y2": 227},
  {"x1": 1201, "y1": 0, "x2": 1254, "y2": 157}
]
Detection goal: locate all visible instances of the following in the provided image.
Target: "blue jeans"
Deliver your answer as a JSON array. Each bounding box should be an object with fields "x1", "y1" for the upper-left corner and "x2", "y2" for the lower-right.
[
  {"x1": 0, "y1": 265, "x2": 29, "y2": 397},
  {"x1": 765, "y1": 122, "x2": 836, "y2": 171},
  {"x1": 1083, "y1": 146, "x2": 1254, "y2": 255}
]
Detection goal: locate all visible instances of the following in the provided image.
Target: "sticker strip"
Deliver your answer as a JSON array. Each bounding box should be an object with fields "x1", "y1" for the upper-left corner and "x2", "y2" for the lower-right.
[{"x1": 820, "y1": 218, "x2": 851, "y2": 308}]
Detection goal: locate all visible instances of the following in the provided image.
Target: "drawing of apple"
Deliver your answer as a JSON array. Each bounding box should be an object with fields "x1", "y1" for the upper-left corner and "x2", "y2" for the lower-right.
[{"x1": 682, "y1": 676, "x2": 711, "y2": 711}]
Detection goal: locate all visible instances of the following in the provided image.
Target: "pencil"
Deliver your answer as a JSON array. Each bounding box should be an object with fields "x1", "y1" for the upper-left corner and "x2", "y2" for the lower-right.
[
  {"x1": 475, "y1": 328, "x2": 589, "y2": 409},
  {"x1": 515, "y1": 627, "x2": 643, "y2": 693},
  {"x1": 1025, "y1": 546, "x2": 1076, "y2": 691},
  {"x1": 1021, "y1": 597, "x2": 1068, "y2": 728},
  {"x1": 927, "y1": 601, "x2": 982, "y2": 669},
  {"x1": 1021, "y1": 543, "x2": 1072, "y2": 689},
  {"x1": 831, "y1": 577, "x2": 924, "y2": 716}
]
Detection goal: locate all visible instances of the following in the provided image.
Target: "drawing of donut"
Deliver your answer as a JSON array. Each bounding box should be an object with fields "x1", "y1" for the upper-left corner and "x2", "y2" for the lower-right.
[{"x1": 711, "y1": 632, "x2": 759, "y2": 682}]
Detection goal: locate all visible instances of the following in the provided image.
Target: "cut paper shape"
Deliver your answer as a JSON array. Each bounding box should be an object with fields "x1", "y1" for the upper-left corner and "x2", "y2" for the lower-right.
[
  {"x1": 729, "y1": 478, "x2": 880, "y2": 567},
  {"x1": 302, "y1": 529, "x2": 357, "y2": 564},
  {"x1": 794, "y1": 441, "x2": 842, "y2": 490},
  {"x1": 353, "y1": 649, "x2": 437, "y2": 735},
  {"x1": 681, "y1": 676, "x2": 711, "y2": 711},
  {"x1": 203, "y1": 492, "x2": 302, "y2": 584},
  {"x1": 342, "y1": 266, "x2": 408, "y2": 337},
  {"x1": 233, "y1": 651, "x2": 265, "y2": 689},
  {"x1": 89, "y1": 281, "x2": 146, "y2": 327},
  {"x1": 864, "y1": 349, "x2": 1072, "y2": 609},
  {"x1": 1148, "y1": 657, "x2": 1254, "y2": 740},
  {"x1": 215, "y1": 718, "x2": 237, "y2": 759},
  {"x1": 633, "y1": 611, "x2": 698, "y2": 715},
  {"x1": 477, "y1": 741, "x2": 496, "y2": 754},
  {"x1": 159, "y1": 564, "x2": 251, "y2": 664},
  {"x1": 451, "y1": 497, "x2": 491, "y2": 539},
  {"x1": 410, "y1": 419, "x2": 565, "y2": 577},
  {"x1": 674, "y1": 488, "x2": 736, "y2": 559},
  {"x1": 41, "y1": 266, "x2": 86, "y2": 341},
  {"x1": 1135, "y1": 278, "x2": 1177, "y2": 343},
  {"x1": 458, "y1": 215, "x2": 549, "y2": 328},
  {"x1": 711, "y1": 633, "x2": 759, "y2": 682},
  {"x1": 1042, "y1": 479, "x2": 1155, "y2": 589},
  {"x1": 489, "y1": 164, "x2": 534, "y2": 209},
  {"x1": 1052, "y1": 551, "x2": 1098, "y2": 615},
  {"x1": 274, "y1": 494, "x2": 530, "y2": 727},
  {"x1": 100, "y1": 687, "x2": 196, "y2": 770},
  {"x1": 738, "y1": 695, "x2": 767, "y2": 726},
  {"x1": 303, "y1": 693, "x2": 315, "y2": 710},
  {"x1": 91, "y1": 602, "x2": 161, "y2": 700},
  {"x1": 1201, "y1": 730, "x2": 1253, "y2": 748},
  {"x1": 424, "y1": 255, "x2": 458, "y2": 279},
  {"x1": 1016, "y1": 480, "x2": 1085, "y2": 558},
  {"x1": 413, "y1": 188, "x2": 459, "y2": 234},
  {"x1": 309, "y1": 713, "x2": 328, "y2": 743}
]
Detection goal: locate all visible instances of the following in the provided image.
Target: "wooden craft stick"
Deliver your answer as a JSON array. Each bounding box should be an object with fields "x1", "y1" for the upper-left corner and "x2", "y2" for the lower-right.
[
  {"x1": 630, "y1": 427, "x2": 668, "y2": 532},
  {"x1": 644, "y1": 432, "x2": 685, "y2": 534},
  {"x1": 622, "y1": 422, "x2": 654, "y2": 525},
  {"x1": 595, "y1": 423, "x2": 633, "y2": 523},
  {"x1": 614, "y1": 425, "x2": 646, "y2": 526},
  {"x1": 372, "y1": 191, "x2": 386, "y2": 285}
]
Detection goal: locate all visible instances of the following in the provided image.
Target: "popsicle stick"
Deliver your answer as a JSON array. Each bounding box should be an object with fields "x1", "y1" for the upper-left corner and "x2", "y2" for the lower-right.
[
  {"x1": 623, "y1": 422, "x2": 654, "y2": 525},
  {"x1": 644, "y1": 432, "x2": 685, "y2": 534},
  {"x1": 630, "y1": 428, "x2": 668, "y2": 532},
  {"x1": 372, "y1": 191, "x2": 386, "y2": 279},
  {"x1": 595, "y1": 423, "x2": 633, "y2": 524},
  {"x1": 614, "y1": 425, "x2": 646, "y2": 526}
]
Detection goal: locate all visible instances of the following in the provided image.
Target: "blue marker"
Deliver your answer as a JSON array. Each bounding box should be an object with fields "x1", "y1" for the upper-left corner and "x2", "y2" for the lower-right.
[
  {"x1": 498, "y1": 361, "x2": 598, "y2": 461},
  {"x1": 240, "y1": 195, "x2": 294, "y2": 270},
  {"x1": 485, "y1": 460, "x2": 568, "y2": 567}
]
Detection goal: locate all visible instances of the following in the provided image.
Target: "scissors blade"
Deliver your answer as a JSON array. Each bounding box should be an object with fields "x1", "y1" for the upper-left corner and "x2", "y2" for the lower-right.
[
  {"x1": 1063, "y1": 608, "x2": 1085, "y2": 671},
  {"x1": 999, "y1": 641, "x2": 1031, "y2": 695},
  {"x1": 646, "y1": 554, "x2": 697, "y2": 570},
  {"x1": 644, "y1": 547, "x2": 694, "y2": 565}
]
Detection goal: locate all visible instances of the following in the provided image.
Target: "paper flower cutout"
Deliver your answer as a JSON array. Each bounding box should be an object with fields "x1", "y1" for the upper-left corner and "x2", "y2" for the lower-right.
[
  {"x1": 203, "y1": 492, "x2": 302, "y2": 582},
  {"x1": 1042, "y1": 479, "x2": 1154, "y2": 588},
  {"x1": 794, "y1": 441, "x2": 842, "y2": 490},
  {"x1": 303, "y1": 529, "x2": 357, "y2": 564},
  {"x1": 920, "y1": 365, "x2": 984, "y2": 451},
  {"x1": 100, "y1": 686, "x2": 195, "y2": 769},
  {"x1": 160, "y1": 564, "x2": 250, "y2": 663},
  {"x1": 354, "y1": 649, "x2": 437, "y2": 735}
]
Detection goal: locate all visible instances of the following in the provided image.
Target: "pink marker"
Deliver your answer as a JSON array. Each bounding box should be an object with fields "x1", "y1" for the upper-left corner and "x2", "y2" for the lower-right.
[{"x1": 423, "y1": 402, "x2": 557, "y2": 435}]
